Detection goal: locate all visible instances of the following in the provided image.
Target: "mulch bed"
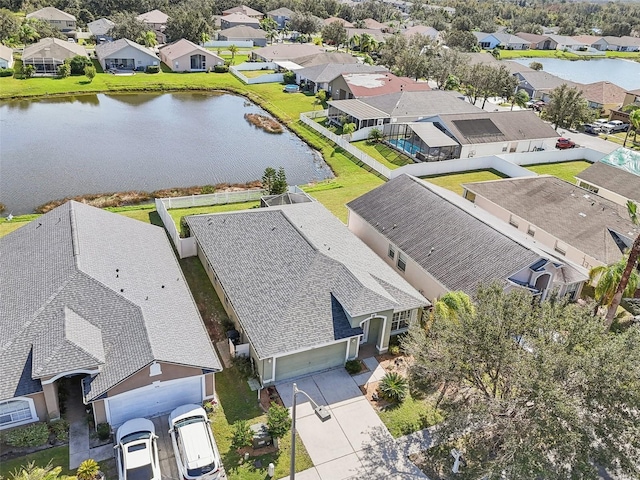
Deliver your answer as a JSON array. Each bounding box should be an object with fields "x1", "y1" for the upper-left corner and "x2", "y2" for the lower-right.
[
  {"x1": 376, "y1": 353, "x2": 411, "y2": 377},
  {"x1": 260, "y1": 386, "x2": 284, "y2": 411},
  {"x1": 360, "y1": 381, "x2": 394, "y2": 411},
  {"x1": 236, "y1": 444, "x2": 278, "y2": 459}
]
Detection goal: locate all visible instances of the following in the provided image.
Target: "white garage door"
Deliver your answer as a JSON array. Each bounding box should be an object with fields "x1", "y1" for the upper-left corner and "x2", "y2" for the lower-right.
[
  {"x1": 106, "y1": 376, "x2": 203, "y2": 427},
  {"x1": 275, "y1": 342, "x2": 348, "y2": 382}
]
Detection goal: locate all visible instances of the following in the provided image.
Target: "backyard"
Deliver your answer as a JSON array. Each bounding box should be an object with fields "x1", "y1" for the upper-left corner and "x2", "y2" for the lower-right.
[
  {"x1": 421, "y1": 169, "x2": 508, "y2": 195},
  {"x1": 524, "y1": 160, "x2": 591, "y2": 183},
  {"x1": 352, "y1": 140, "x2": 414, "y2": 170}
]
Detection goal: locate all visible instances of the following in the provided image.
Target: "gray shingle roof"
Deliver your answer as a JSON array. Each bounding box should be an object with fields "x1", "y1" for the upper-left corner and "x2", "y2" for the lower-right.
[
  {"x1": 361, "y1": 90, "x2": 481, "y2": 119},
  {"x1": 218, "y1": 25, "x2": 266, "y2": 40},
  {"x1": 0, "y1": 202, "x2": 221, "y2": 402},
  {"x1": 26, "y1": 6, "x2": 75, "y2": 21},
  {"x1": 516, "y1": 70, "x2": 579, "y2": 91},
  {"x1": 88, "y1": 18, "x2": 115, "y2": 36},
  {"x1": 186, "y1": 202, "x2": 427, "y2": 359},
  {"x1": 297, "y1": 63, "x2": 387, "y2": 84},
  {"x1": 95, "y1": 38, "x2": 159, "y2": 61},
  {"x1": 576, "y1": 162, "x2": 640, "y2": 203},
  {"x1": 347, "y1": 175, "x2": 541, "y2": 294},
  {"x1": 463, "y1": 176, "x2": 640, "y2": 264}
]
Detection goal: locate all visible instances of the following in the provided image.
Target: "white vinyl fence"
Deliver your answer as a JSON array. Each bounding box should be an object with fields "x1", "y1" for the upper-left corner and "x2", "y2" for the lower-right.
[
  {"x1": 155, "y1": 190, "x2": 265, "y2": 258},
  {"x1": 204, "y1": 40, "x2": 254, "y2": 48},
  {"x1": 300, "y1": 111, "x2": 392, "y2": 178},
  {"x1": 230, "y1": 62, "x2": 284, "y2": 84}
]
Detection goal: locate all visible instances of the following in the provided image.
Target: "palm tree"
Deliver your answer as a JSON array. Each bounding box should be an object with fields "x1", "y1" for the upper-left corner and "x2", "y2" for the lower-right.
[
  {"x1": 228, "y1": 44, "x2": 238, "y2": 64},
  {"x1": 266, "y1": 30, "x2": 278, "y2": 45},
  {"x1": 200, "y1": 31, "x2": 210, "y2": 45},
  {"x1": 359, "y1": 33, "x2": 376, "y2": 53},
  {"x1": 342, "y1": 122, "x2": 356, "y2": 141},
  {"x1": 605, "y1": 201, "x2": 640, "y2": 326},
  {"x1": 589, "y1": 256, "x2": 639, "y2": 311},
  {"x1": 349, "y1": 34, "x2": 360, "y2": 52},
  {"x1": 623, "y1": 109, "x2": 640, "y2": 148},
  {"x1": 511, "y1": 89, "x2": 530, "y2": 111},
  {"x1": 140, "y1": 30, "x2": 157, "y2": 48}
]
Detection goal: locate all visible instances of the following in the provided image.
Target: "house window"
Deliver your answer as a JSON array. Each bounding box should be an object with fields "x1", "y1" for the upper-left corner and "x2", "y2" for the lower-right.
[
  {"x1": 391, "y1": 310, "x2": 412, "y2": 332},
  {"x1": 555, "y1": 241, "x2": 567, "y2": 256},
  {"x1": 388, "y1": 244, "x2": 395, "y2": 260},
  {"x1": 397, "y1": 252, "x2": 407, "y2": 272},
  {"x1": 527, "y1": 225, "x2": 536, "y2": 237},
  {"x1": 564, "y1": 282, "x2": 580, "y2": 301},
  {"x1": 0, "y1": 399, "x2": 36, "y2": 429},
  {"x1": 509, "y1": 215, "x2": 519, "y2": 228}
]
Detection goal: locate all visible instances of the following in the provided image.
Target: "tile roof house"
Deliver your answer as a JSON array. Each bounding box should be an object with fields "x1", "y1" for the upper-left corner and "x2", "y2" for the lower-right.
[
  {"x1": 87, "y1": 18, "x2": 115, "y2": 42},
  {"x1": 185, "y1": 201, "x2": 428, "y2": 384},
  {"x1": 220, "y1": 12, "x2": 260, "y2": 30},
  {"x1": 575, "y1": 151, "x2": 640, "y2": 206},
  {"x1": 218, "y1": 25, "x2": 267, "y2": 46},
  {"x1": 95, "y1": 38, "x2": 159, "y2": 71},
  {"x1": 0, "y1": 43, "x2": 14, "y2": 69},
  {"x1": 347, "y1": 175, "x2": 587, "y2": 302},
  {"x1": 22, "y1": 38, "x2": 87, "y2": 75},
  {"x1": 462, "y1": 176, "x2": 640, "y2": 269},
  {"x1": 26, "y1": 7, "x2": 76, "y2": 32},
  {"x1": 296, "y1": 62, "x2": 388, "y2": 93},
  {"x1": 159, "y1": 38, "x2": 224, "y2": 71},
  {"x1": 330, "y1": 72, "x2": 431, "y2": 100},
  {"x1": 577, "y1": 81, "x2": 627, "y2": 115},
  {"x1": 0, "y1": 202, "x2": 222, "y2": 431},
  {"x1": 222, "y1": 5, "x2": 264, "y2": 18}
]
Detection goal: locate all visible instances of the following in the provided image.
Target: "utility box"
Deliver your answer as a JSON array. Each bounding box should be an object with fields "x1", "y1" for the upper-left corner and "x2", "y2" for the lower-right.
[{"x1": 250, "y1": 423, "x2": 272, "y2": 449}]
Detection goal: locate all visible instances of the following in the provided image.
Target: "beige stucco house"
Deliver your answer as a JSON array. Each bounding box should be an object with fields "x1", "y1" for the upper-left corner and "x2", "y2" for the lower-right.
[
  {"x1": 0, "y1": 43, "x2": 14, "y2": 69},
  {"x1": 22, "y1": 38, "x2": 87, "y2": 75},
  {"x1": 0, "y1": 201, "x2": 221, "y2": 430},
  {"x1": 575, "y1": 151, "x2": 640, "y2": 207},
  {"x1": 95, "y1": 38, "x2": 159, "y2": 71},
  {"x1": 26, "y1": 7, "x2": 76, "y2": 32},
  {"x1": 159, "y1": 39, "x2": 224, "y2": 72},
  {"x1": 185, "y1": 199, "x2": 428, "y2": 385}
]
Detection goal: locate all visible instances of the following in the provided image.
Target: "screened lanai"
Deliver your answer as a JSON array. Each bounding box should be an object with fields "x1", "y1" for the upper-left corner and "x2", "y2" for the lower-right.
[{"x1": 383, "y1": 122, "x2": 461, "y2": 162}]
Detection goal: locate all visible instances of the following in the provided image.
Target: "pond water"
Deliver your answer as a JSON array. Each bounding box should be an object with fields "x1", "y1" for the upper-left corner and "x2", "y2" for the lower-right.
[
  {"x1": 0, "y1": 93, "x2": 332, "y2": 214},
  {"x1": 510, "y1": 57, "x2": 640, "y2": 91}
]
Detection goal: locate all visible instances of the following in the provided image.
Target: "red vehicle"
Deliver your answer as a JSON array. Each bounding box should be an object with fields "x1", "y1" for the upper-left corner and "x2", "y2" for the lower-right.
[{"x1": 556, "y1": 137, "x2": 576, "y2": 149}]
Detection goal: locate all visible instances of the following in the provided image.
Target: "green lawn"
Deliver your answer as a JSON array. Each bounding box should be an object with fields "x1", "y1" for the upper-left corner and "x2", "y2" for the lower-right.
[
  {"x1": 421, "y1": 169, "x2": 509, "y2": 195},
  {"x1": 167, "y1": 201, "x2": 260, "y2": 229},
  {"x1": 378, "y1": 395, "x2": 443, "y2": 438},
  {"x1": 0, "y1": 446, "x2": 72, "y2": 478},
  {"x1": 241, "y1": 69, "x2": 276, "y2": 78},
  {"x1": 497, "y1": 49, "x2": 640, "y2": 60},
  {"x1": 524, "y1": 160, "x2": 592, "y2": 183},
  {"x1": 352, "y1": 140, "x2": 414, "y2": 170}
]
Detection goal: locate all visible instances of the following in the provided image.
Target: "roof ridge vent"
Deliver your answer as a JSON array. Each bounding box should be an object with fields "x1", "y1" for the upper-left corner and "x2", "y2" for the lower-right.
[{"x1": 69, "y1": 203, "x2": 80, "y2": 257}]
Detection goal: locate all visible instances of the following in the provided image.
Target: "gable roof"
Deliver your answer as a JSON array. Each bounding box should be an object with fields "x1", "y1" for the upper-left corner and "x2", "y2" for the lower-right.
[
  {"x1": 362, "y1": 18, "x2": 386, "y2": 30},
  {"x1": 136, "y1": 9, "x2": 169, "y2": 24},
  {"x1": 221, "y1": 12, "x2": 260, "y2": 25},
  {"x1": 345, "y1": 28, "x2": 389, "y2": 43},
  {"x1": 516, "y1": 70, "x2": 578, "y2": 91},
  {"x1": 324, "y1": 16, "x2": 354, "y2": 27},
  {"x1": 547, "y1": 34, "x2": 585, "y2": 46},
  {"x1": 87, "y1": 18, "x2": 115, "y2": 36},
  {"x1": 515, "y1": 32, "x2": 550, "y2": 44},
  {"x1": 26, "y1": 6, "x2": 75, "y2": 21},
  {"x1": 347, "y1": 175, "x2": 542, "y2": 294},
  {"x1": 253, "y1": 44, "x2": 325, "y2": 61},
  {"x1": 295, "y1": 52, "x2": 359, "y2": 67},
  {"x1": 0, "y1": 202, "x2": 221, "y2": 403},
  {"x1": 186, "y1": 202, "x2": 427, "y2": 359},
  {"x1": 599, "y1": 36, "x2": 640, "y2": 47},
  {"x1": 577, "y1": 81, "x2": 626, "y2": 106},
  {"x1": 0, "y1": 43, "x2": 12, "y2": 61},
  {"x1": 437, "y1": 111, "x2": 558, "y2": 144},
  {"x1": 23, "y1": 38, "x2": 87, "y2": 61},
  {"x1": 462, "y1": 176, "x2": 640, "y2": 265},
  {"x1": 219, "y1": 25, "x2": 266, "y2": 39},
  {"x1": 576, "y1": 161, "x2": 640, "y2": 204},
  {"x1": 492, "y1": 32, "x2": 530, "y2": 45},
  {"x1": 340, "y1": 72, "x2": 431, "y2": 97},
  {"x1": 297, "y1": 62, "x2": 387, "y2": 83},
  {"x1": 268, "y1": 7, "x2": 294, "y2": 16},
  {"x1": 95, "y1": 38, "x2": 159, "y2": 60},
  {"x1": 363, "y1": 90, "x2": 481, "y2": 117},
  {"x1": 160, "y1": 38, "x2": 224, "y2": 62},
  {"x1": 223, "y1": 5, "x2": 263, "y2": 16},
  {"x1": 401, "y1": 25, "x2": 439, "y2": 39},
  {"x1": 572, "y1": 34, "x2": 601, "y2": 45}
]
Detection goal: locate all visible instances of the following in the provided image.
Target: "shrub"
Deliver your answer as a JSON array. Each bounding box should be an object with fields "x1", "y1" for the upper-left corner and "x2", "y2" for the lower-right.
[
  {"x1": 232, "y1": 355, "x2": 253, "y2": 379},
  {"x1": 145, "y1": 65, "x2": 160, "y2": 74},
  {"x1": 84, "y1": 65, "x2": 96, "y2": 82},
  {"x1": 68, "y1": 55, "x2": 92, "y2": 75},
  {"x1": 48, "y1": 419, "x2": 69, "y2": 442},
  {"x1": 213, "y1": 65, "x2": 229, "y2": 73},
  {"x1": 282, "y1": 71, "x2": 296, "y2": 84},
  {"x1": 0, "y1": 68, "x2": 14, "y2": 77},
  {"x1": 379, "y1": 372, "x2": 408, "y2": 402},
  {"x1": 4, "y1": 423, "x2": 50, "y2": 447},
  {"x1": 96, "y1": 422, "x2": 110, "y2": 440},
  {"x1": 231, "y1": 420, "x2": 253, "y2": 449},
  {"x1": 345, "y1": 359, "x2": 362, "y2": 375},
  {"x1": 267, "y1": 403, "x2": 291, "y2": 441},
  {"x1": 203, "y1": 399, "x2": 217, "y2": 414},
  {"x1": 389, "y1": 344, "x2": 401, "y2": 356},
  {"x1": 367, "y1": 128, "x2": 383, "y2": 144},
  {"x1": 57, "y1": 63, "x2": 71, "y2": 78},
  {"x1": 76, "y1": 459, "x2": 100, "y2": 480},
  {"x1": 23, "y1": 64, "x2": 35, "y2": 78}
]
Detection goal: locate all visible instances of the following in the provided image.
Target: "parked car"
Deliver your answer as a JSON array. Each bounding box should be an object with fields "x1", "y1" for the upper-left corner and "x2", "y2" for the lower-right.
[
  {"x1": 115, "y1": 418, "x2": 161, "y2": 480},
  {"x1": 583, "y1": 123, "x2": 602, "y2": 135},
  {"x1": 601, "y1": 120, "x2": 629, "y2": 134},
  {"x1": 532, "y1": 101, "x2": 546, "y2": 112},
  {"x1": 556, "y1": 137, "x2": 576, "y2": 149},
  {"x1": 169, "y1": 405, "x2": 222, "y2": 480}
]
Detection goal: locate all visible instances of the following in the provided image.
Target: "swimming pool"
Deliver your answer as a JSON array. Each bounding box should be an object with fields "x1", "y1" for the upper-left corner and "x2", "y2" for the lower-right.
[
  {"x1": 389, "y1": 138, "x2": 421, "y2": 155},
  {"x1": 283, "y1": 84, "x2": 300, "y2": 93}
]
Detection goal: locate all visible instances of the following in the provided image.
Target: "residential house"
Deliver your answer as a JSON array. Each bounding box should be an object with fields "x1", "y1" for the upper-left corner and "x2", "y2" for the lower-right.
[
  {"x1": 361, "y1": 18, "x2": 386, "y2": 30},
  {"x1": 329, "y1": 72, "x2": 431, "y2": 100},
  {"x1": 26, "y1": 7, "x2": 76, "y2": 32},
  {"x1": 0, "y1": 43, "x2": 13, "y2": 69},
  {"x1": 514, "y1": 70, "x2": 579, "y2": 101},
  {"x1": 383, "y1": 110, "x2": 558, "y2": 161},
  {"x1": 473, "y1": 32, "x2": 530, "y2": 50},
  {"x1": 222, "y1": 5, "x2": 264, "y2": 19},
  {"x1": 296, "y1": 63, "x2": 387, "y2": 93},
  {"x1": 185, "y1": 201, "x2": 428, "y2": 384},
  {"x1": 571, "y1": 35, "x2": 602, "y2": 50},
  {"x1": 0, "y1": 201, "x2": 222, "y2": 430},
  {"x1": 136, "y1": 9, "x2": 168, "y2": 43},
  {"x1": 22, "y1": 38, "x2": 88, "y2": 75},
  {"x1": 251, "y1": 44, "x2": 326, "y2": 62},
  {"x1": 577, "y1": 81, "x2": 626, "y2": 115},
  {"x1": 327, "y1": 90, "x2": 480, "y2": 130},
  {"x1": 267, "y1": 7, "x2": 294, "y2": 29},
  {"x1": 95, "y1": 38, "x2": 159, "y2": 71},
  {"x1": 218, "y1": 26, "x2": 267, "y2": 47},
  {"x1": 347, "y1": 175, "x2": 587, "y2": 303},
  {"x1": 291, "y1": 51, "x2": 359, "y2": 68},
  {"x1": 401, "y1": 25, "x2": 440, "y2": 41},
  {"x1": 611, "y1": 88, "x2": 640, "y2": 123},
  {"x1": 515, "y1": 32, "x2": 557, "y2": 50},
  {"x1": 546, "y1": 34, "x2": 587, "y2": 51},
  {"x1": 220, "y1": 12, "x2": 261, "y2": 30},
  {"x1": 346, "y1": 28, "x2": 390, "y2": 44},
  {"x1": 593, "y1": 36, "x2": 640, "y2": 52},
  {"x1": 462, "y1": 176, "x2": 640, "y2": 270},
  {"x1": 87, "y1": 18, "x2": 115, "y2": 43},
  {"x1": 575, "y1": 150, "x2": 640, "y2": 206},
  {"x1": 323, "y1": 17, "x2": 354, "y2": 28},
  {"x1": 159, "y1": 39, "x2": 224, "y2": 72}
]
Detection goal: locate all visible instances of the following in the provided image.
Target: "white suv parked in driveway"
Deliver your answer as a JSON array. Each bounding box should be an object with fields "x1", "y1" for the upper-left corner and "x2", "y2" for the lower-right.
[
  {"x1": 168, "y1": 405, "x2": 222, "y2": 480},
  {"x1": 115, "y1": 418, "x2": 161, "y2": 480}
]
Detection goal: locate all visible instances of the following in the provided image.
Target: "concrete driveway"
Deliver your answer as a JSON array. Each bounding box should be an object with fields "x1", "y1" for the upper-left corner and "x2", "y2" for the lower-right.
[
  {"x1": 277, "y1": 369, "x2": 427, "y2": 480},
  {"x1": 151, "y1": 416, "x2": 182, "y2": 480}
]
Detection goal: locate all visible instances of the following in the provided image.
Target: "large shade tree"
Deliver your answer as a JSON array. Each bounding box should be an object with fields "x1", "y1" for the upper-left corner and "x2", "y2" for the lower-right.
[
  {"x1": 403, "y1": 283, "x2": 640, "y2": 479},
  {"x1": 544, "y1": 84, "x2": 594, "y2": 130}
]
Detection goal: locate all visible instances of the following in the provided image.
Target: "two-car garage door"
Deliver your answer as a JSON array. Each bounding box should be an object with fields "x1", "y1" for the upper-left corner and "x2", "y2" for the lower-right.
[
  {"x1": 274, "y1": 341, "x2": 348, "y2": 382},
  {"x1": 106, "y1": 376, "x2": 203, "y2": 427}
]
